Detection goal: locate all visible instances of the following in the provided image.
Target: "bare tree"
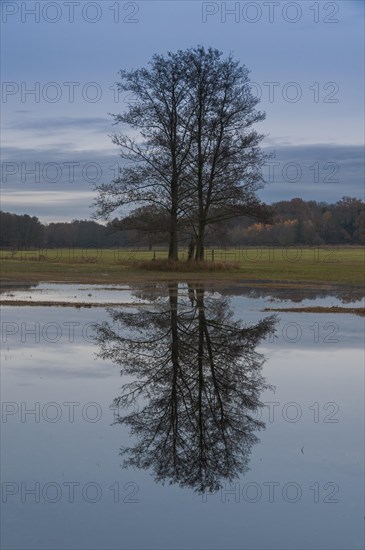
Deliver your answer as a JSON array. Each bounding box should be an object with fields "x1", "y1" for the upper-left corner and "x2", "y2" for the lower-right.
[
  {"x1": 111, "y1": 205, "x2": 170, "y2": 249},
  {"x1": 93, "y1": 52, "x2": 194, "y2": 260},
  {"x1": 182, "y1": 47, "x2": 270, "y2": 260},
  {"x1": 94, "y1": 47, "x2": 270, "y2": 261}
]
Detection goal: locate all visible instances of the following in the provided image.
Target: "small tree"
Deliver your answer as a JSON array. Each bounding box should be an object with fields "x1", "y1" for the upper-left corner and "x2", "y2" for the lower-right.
[{"x1": 112, "y1": 205, "x2": 169, "y2": 249}]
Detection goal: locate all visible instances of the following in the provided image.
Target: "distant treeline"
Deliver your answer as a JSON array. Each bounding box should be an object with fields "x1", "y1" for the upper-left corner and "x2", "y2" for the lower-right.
[{"x1": 1, "y1": 197, "x2": 364, "y2": 249}]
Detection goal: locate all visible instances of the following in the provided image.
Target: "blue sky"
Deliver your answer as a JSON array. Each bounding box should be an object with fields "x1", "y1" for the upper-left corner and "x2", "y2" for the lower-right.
[{"x1": 1, "y1": 0, "x2": 364, "y2": 221}]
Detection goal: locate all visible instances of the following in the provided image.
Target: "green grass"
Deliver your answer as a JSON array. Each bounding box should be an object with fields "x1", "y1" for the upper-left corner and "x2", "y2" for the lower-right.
[{"x1": 0, "y1": 246, "x2": 364, "y2": 286}]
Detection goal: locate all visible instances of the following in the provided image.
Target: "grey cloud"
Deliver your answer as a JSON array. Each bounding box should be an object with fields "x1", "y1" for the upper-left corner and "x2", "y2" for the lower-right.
[
  {"x1": 260, "y1": 144, "x2": 364, "y2": 203},
  {"x1": 1, "y1": 143, "x2": 363, "y2": 221},
  {"x1": 2, "y1": 144, "x2": 117, "y2": 163},
  {"x1": 5, "y1": 116, "x2": 113, "y2": 134}
]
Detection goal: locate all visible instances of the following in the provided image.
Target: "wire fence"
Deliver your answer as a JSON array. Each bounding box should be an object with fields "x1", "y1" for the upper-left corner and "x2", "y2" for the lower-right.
[
  {"x1": 0, "y1": 245, "x2": 351, "y2": 264},
  {"x1": 0, "y1": 245, "x2": 255, "y2": 263}
]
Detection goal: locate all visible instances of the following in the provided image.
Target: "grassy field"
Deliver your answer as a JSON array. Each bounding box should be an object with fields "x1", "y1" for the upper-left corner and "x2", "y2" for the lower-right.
[{"x1": 0, "y1": 246, "x2": 364, "y2": 286}]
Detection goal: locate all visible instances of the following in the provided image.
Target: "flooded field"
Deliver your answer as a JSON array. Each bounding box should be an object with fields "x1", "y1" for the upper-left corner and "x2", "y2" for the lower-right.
[{"x1": 1, "y1": 283, "x2": 364, "y2": 549}]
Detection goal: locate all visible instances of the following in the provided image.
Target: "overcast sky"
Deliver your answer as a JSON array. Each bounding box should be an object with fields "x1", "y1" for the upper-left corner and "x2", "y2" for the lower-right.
[{"x1": 1, "y1": 0, "x2": 364, "y2": 222}]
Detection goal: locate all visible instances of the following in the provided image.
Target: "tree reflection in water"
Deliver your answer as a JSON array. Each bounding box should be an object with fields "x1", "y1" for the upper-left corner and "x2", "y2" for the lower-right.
[{"x1": 94, "y1": 283, "x2": 276, "y2": 493}]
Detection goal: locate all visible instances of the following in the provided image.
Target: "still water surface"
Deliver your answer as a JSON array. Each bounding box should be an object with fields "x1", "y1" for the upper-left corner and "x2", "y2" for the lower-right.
[{"x1": 1, "y1": 283, "x2": 364, "y2": 549}]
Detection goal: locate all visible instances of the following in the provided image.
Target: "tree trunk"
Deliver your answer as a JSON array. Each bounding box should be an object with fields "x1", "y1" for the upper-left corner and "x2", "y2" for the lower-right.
[
  {"x1": 195, "y1": 221, "x2": 205, "y2": 261},
  {"x1": 168, "y1": 170, "x2": 179, "y2": 260},
  {"x1": 168, "y1": 209, "x2": 178, "y2": 261},
  {"x1": 187, "y1": 235, "x2": 196, "y2": 261}
]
